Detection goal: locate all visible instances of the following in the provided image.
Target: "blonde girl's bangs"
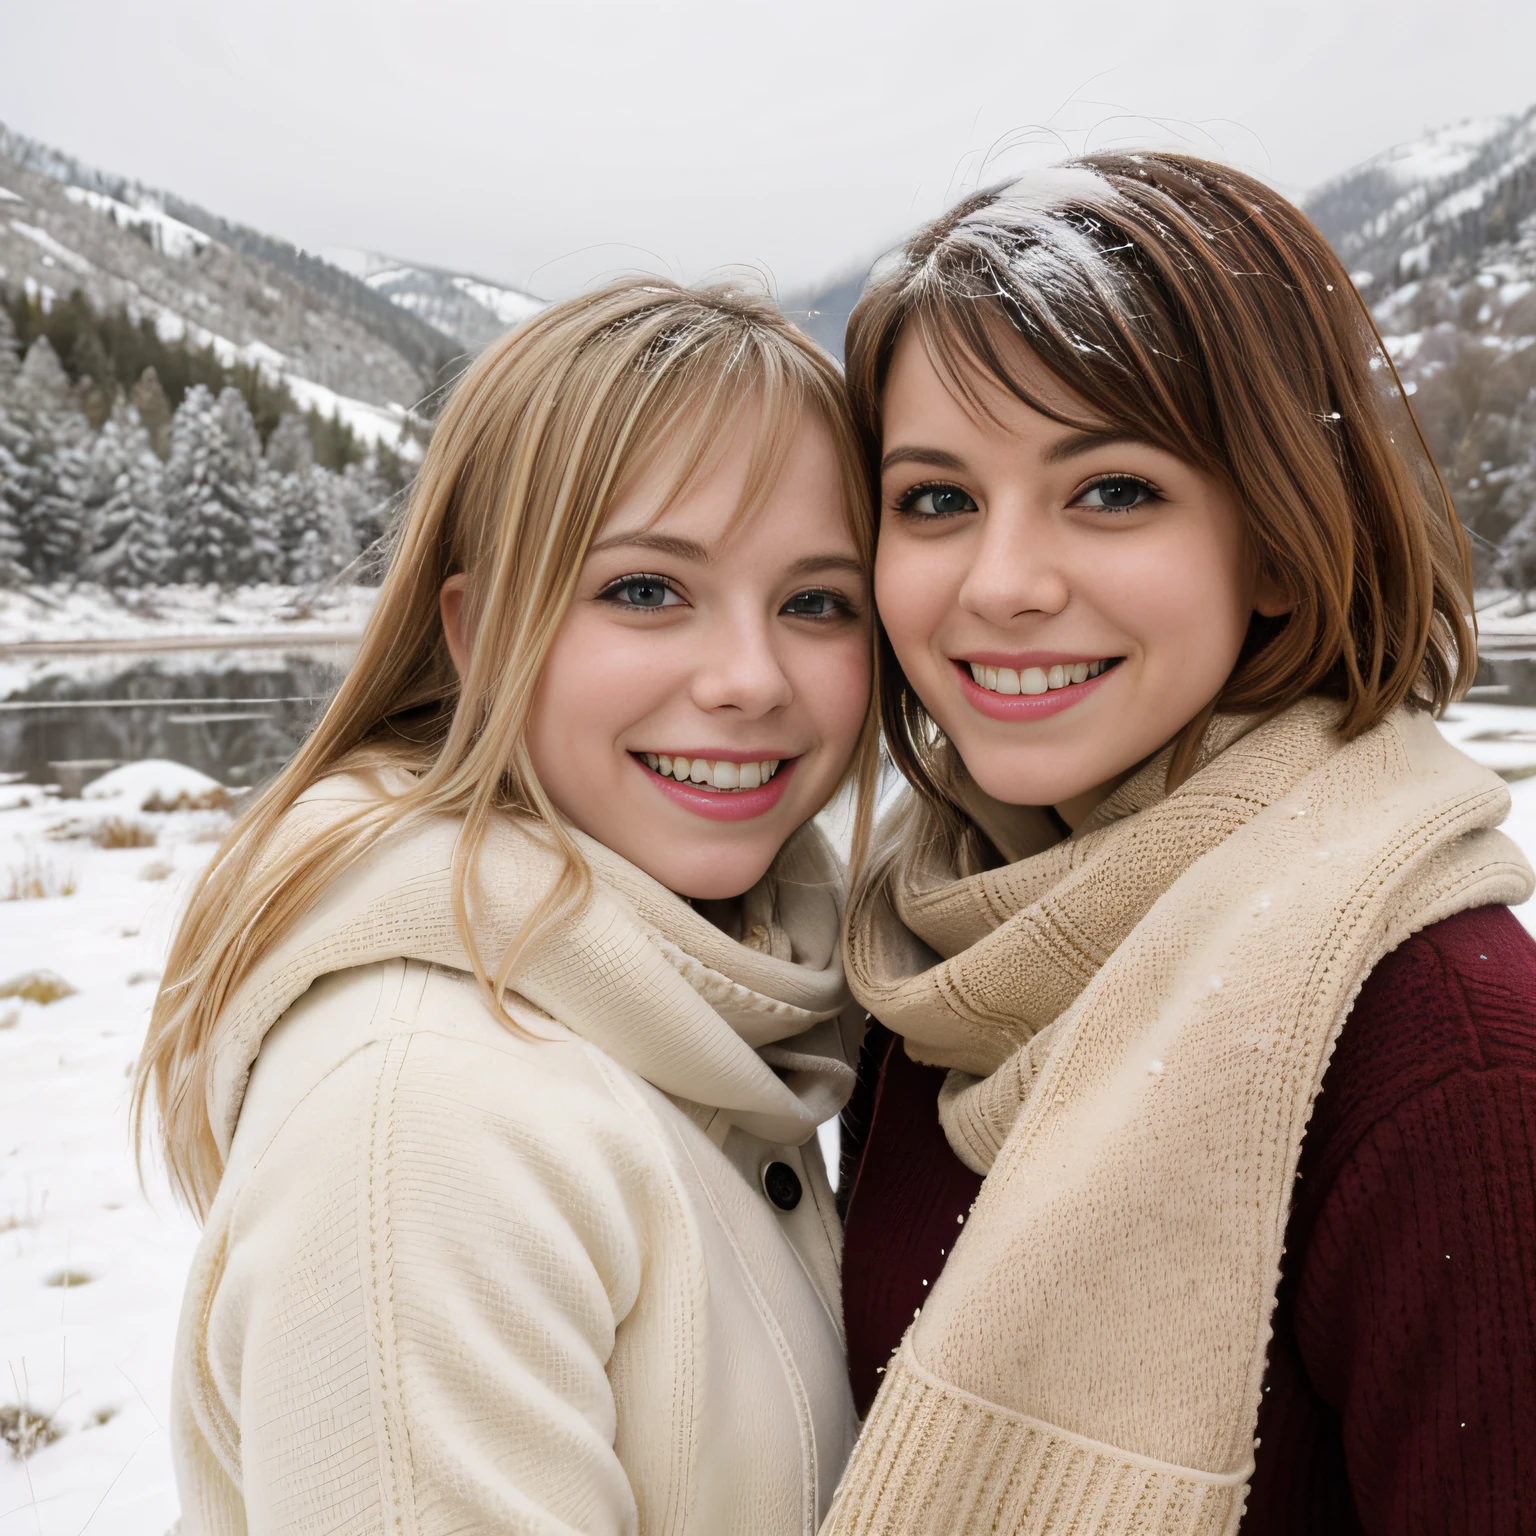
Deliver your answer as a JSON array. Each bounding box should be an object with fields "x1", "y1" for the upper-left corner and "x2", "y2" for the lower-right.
[{"x1": 136, "y1": 278, "x2": 878, "y2": 1215}]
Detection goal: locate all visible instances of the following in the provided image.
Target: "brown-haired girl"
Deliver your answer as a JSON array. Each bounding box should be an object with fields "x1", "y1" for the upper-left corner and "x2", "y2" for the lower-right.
[
  {"x1": 139, "y1": 278, "x2": 880, "y2": 1533},
  {"x1": 827, "y1": 156, "x2": 1536, "y2": 1533}
]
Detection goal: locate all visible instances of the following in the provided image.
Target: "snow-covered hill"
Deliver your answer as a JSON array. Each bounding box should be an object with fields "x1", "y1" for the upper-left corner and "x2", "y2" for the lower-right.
[
  {"x1": 0, "y1": 124, "x2": 456, "y2": 442},
  {"x1": 0, "y1": 123, "x2": 553, "y2": 450},
  {"x1": 321, "y1": 246, "x2": 544, "y2": 353},
  {"x1": 1306, "y1": 108, "x2": 1536, "y2": 556},
  {"x1": 1308, "y1": 110, "x2": 1536, "y2": 297}
]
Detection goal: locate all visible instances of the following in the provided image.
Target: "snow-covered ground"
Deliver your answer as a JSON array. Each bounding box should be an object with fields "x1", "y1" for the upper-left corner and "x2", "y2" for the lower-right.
[
  {"x1": 0, "y1": 584, "x2": 377, "y2": 650},
  {"x1": 1, "y1": 763, "x2": 229, "y2": 1535},
  {"x1": 3, "y1": 710, "x2": 1536, "y2": 1534}
]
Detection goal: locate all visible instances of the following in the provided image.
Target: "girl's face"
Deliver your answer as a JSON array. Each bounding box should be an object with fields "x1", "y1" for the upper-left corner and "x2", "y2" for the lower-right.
[
  {"x1": 464, "y1": 410, "x2": 871, "y2": 901},
  {"x1": 876, "y1": 326, "x2": 1289, "y2": 827}
]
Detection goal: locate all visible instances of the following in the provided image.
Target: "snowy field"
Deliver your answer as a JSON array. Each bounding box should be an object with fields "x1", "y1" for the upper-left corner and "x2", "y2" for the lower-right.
[
  {"x1": 3, "y1": 708, "x2": 1536, "y2": 1535},
  {"x1": 0, "y1": 584, "x2": 377, "y2": 649}
]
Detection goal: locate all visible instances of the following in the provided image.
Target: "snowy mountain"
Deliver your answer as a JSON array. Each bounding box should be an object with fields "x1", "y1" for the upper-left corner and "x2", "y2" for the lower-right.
[
  {"x1": 1306, "y1": 108, "x2": 1536, "y2": 556},
  {"x1": 320, "y1": 246, "x2": 544, "y2": 354},
  {"x1": 0, "y1": 123, "x2": 461, "y2": 446},
  {"x1": 1307, "y1": 110, "x2": 1536, "y2": 297}
]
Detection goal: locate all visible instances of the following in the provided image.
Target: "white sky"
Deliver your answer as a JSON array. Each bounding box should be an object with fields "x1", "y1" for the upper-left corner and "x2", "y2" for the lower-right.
[{"x1": 3, "y1": 0, "x2": 1534, "y2": 299}]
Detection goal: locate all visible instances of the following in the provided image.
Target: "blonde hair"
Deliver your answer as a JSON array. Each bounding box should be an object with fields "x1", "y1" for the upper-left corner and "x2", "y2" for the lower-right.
[{"x1": 137, "y1": 277, "x2": 879, "y2": 1215}]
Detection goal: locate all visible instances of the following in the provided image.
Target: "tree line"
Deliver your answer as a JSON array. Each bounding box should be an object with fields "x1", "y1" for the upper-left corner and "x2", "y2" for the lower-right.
[{"x1": 0, "y1": 289, "x2": 412, "y2": 589}]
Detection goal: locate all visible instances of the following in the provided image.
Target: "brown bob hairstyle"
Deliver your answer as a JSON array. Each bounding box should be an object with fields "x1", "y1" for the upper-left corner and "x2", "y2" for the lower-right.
[{"x1": 845, "y1": 151, "x2": 1475, "y2": 804}]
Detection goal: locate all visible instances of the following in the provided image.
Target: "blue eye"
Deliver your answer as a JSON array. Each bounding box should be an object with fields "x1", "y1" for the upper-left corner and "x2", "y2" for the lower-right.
[
  {"x1": 896, "y1": 482, "x2": 979, "y2": 518},
  {"x1": 781, "y1": 589, "x2": 845, "y2": 618},
  {"x1": 601, "y1": 575, "x2": 680, "y2": 609},
  {"x1": 1078, "y1": 476, "x2": 1158, "y2": 510}
]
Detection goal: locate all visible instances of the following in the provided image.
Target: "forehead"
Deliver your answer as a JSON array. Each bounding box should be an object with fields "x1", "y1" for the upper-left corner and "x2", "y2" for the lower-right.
[
  {"x1": 883, "y1": 321, "x2": 1107, "y2": 445},
  {"x1": 595, "y1": 407, "x2": 857, "y2": 558}
]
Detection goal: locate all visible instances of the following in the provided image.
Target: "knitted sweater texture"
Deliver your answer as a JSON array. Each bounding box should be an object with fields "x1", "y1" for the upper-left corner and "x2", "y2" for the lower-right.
[
  {"x1": 840, "y1": 904, "x2": 1536, "y2": 1532},
  {"x1": 822, "y1": 701, "x2": 1532, "y2": 1536},
  {"x1": 171, "y1": 779, "x2": 860, "y2": 1535}
]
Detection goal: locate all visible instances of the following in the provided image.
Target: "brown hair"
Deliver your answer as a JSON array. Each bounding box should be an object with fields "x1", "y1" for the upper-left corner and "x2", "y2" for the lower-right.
[
  {"x1": 845, "y1": 152, "x2": 1474, "y2": 810},
  {"x1": 137, "y1": 277, "x2": 878, "y2": 1215}
]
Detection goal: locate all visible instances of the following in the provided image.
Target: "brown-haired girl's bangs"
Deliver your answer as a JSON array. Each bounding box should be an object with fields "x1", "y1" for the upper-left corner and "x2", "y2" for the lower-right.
[{"x1": 847, "y1": 152, "x2": 1475, "y2": 807}]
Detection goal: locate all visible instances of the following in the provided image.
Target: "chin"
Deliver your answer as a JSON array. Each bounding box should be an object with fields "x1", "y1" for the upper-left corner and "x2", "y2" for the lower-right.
[
  {"x1": 631, "y1": 844, "x2": 776, "y2": 903},
  {"x1": 962, "y1": 750, "x2": 1114, "y2": 811}
]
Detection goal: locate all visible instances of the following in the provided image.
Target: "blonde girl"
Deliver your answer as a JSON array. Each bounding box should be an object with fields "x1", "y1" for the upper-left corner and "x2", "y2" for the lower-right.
[{"x1": 137, "y1": 278, "x2": 878, "y2": 1535}]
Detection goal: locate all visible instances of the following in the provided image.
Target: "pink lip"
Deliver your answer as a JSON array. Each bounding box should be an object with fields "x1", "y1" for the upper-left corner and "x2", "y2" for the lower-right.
[
  {"x1": 953, "y1": 658, "x2": 1119, "y2": 721},
  {"x1": 634, "y1": 754, "x2": 798, "y2": 822}
]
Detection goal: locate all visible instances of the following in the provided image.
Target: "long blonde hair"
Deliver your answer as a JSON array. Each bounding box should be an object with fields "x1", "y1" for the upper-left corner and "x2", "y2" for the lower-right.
[{"x1": 137, "y1": 277, "x2": 879, "y2": 1216}]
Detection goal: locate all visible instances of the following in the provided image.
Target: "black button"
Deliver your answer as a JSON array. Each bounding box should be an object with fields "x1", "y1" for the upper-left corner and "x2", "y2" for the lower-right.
[{"x1": 762, "y1": 1161, "x2": 802, "y2": 1211}]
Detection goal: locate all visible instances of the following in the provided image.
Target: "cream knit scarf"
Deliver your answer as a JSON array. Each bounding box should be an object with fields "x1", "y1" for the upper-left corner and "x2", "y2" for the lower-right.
[
  {"x1": 825, "y1": 699, "x2": 1532, "y2": 1536},
  {"x1": 206, "y1": 775, "x2": 855, "y2": 1163}
]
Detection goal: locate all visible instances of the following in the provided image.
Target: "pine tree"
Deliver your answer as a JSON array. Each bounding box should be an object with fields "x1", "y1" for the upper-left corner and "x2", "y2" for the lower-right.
[
  {"x1": 130, "y1": 366, "x2": 173, "y2": 460},
  {"x1": 0, "y1": 439, "x2": 28, "y2": 587},
  {"x1": 163, "y1": 385, "x2": 278, "y2": 585},
  {"x1": 262, "y1": 412, "x2": 355, "y2": 585},
  {"x1": 0, "y1": 303, "x2": 21, "y2": 402},
  {"x1": 0, "y1": 309, "x2": 28, "y2": 585},
  {"x1": 81, "y1": 402, "x2": 169, "y2": 586},
  {"x1": 7, "y1": 337, "x2": 90, "y2": 582},
  {"x1": 335, "y1": 458, "x2": 395, "y2": 575}
]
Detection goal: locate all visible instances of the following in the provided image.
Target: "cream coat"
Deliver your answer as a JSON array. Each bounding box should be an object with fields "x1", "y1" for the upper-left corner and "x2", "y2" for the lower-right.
[{"x1": 171, "y1": 781, "x2": 860, "y2": 1536}]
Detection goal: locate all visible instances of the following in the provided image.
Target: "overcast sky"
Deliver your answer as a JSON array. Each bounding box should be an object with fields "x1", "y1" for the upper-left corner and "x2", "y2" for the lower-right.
[{"x1": 4, "y1": 0, "x2": 1534, "y2": 299}]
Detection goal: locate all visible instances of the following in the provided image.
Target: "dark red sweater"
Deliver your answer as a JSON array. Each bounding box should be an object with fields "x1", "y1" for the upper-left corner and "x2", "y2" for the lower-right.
[{"x1": 839, "y1": 905, "x2": 1536, "y2": 1534}]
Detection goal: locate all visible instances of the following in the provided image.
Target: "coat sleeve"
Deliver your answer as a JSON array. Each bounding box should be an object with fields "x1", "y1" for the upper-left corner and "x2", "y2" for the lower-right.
[
  {"x1": 1291, "y1": 1060, "x2": 1536, "y2": 1533},
  {"x1": 190, "y1": 1026, "x2": 680, "y2": 1536}
]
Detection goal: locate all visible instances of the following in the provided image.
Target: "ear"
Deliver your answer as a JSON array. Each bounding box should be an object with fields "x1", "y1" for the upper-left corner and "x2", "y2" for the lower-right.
[{"x1": 440, "y1": 573, "x2": 473, "y2": 678}]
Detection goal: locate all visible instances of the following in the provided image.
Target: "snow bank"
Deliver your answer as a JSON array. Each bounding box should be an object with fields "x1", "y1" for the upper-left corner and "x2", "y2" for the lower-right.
[
  {"x1": 82, "y1": 760, "x2": 226, "y2": 812},
  {"x1": 0, "y1": 582, "x2": 377, "y2": 648}
]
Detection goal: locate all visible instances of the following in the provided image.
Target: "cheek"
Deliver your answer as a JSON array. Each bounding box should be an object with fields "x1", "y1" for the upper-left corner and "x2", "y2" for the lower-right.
[
  {"x1": 1096, "y1": 522, "x2": 1252, "y2": 663},
  {"x1": 797, "y1": 630, "x2": 873, "y2": 752},
  {"x1": 875, "y1": 533, "x2": 956, "y2": 664},
  {"x1": 528, "y1": 616, "x2": 669, "y2": 762}
]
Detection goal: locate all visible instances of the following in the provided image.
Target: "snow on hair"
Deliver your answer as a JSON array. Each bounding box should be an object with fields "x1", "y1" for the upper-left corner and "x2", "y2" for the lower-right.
[{"x1": 847, "y1": 150, "x2": 1475, "y2": 822}]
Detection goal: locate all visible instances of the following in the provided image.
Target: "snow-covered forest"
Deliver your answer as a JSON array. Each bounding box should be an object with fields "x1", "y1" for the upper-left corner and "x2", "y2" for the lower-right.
[{"x1": 0, "y1": 300, "x2": 404, "y2": 591}]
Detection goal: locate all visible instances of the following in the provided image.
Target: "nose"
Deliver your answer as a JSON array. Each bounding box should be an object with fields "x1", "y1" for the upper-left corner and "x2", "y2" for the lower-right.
[
  {"x1": 689, "y1": 604, "x2": 795, "y2": 717},
  {"x1": 955, "y1": 500, "x2": 1070, "y2": 626}
]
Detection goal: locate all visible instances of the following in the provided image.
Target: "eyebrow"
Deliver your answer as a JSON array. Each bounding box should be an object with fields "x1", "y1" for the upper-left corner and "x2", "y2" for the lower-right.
[
  {"x1": 1042, "y1": 430, "x2": 1151, "y2": 464},
  {"x1": 880, "y1": 431, "x2": 1155, "y2": 475},
  {"x1": 588, "y1": 531, "x2": 712, "y2": 561},
  {"x1": 880, "y1": 445, "x2": 967, "y2": 474},
  {"x1": 589, "y1": 532, "x2": 864, "y2": 581},
  {"x1": 786, "y1": 553, "x2": 866, "y2": 579}
]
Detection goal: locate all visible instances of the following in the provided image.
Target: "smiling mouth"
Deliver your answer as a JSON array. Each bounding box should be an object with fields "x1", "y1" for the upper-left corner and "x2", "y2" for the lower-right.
[
  {"x1": 964, "y1": 658, "x2": 1120, "y2": 696},
  {"x1": 634, "y1": 752, "x2": 786, "y2": 792}
]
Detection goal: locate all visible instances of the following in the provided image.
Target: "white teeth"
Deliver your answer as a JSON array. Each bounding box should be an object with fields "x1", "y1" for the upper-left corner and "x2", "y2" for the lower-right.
[
  {"x1": 966, "y1": 659, "x2": 1114, "y2": 695},
  {"x1": 644, "y1": 754, "x2": 783, "y2": 791}
]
